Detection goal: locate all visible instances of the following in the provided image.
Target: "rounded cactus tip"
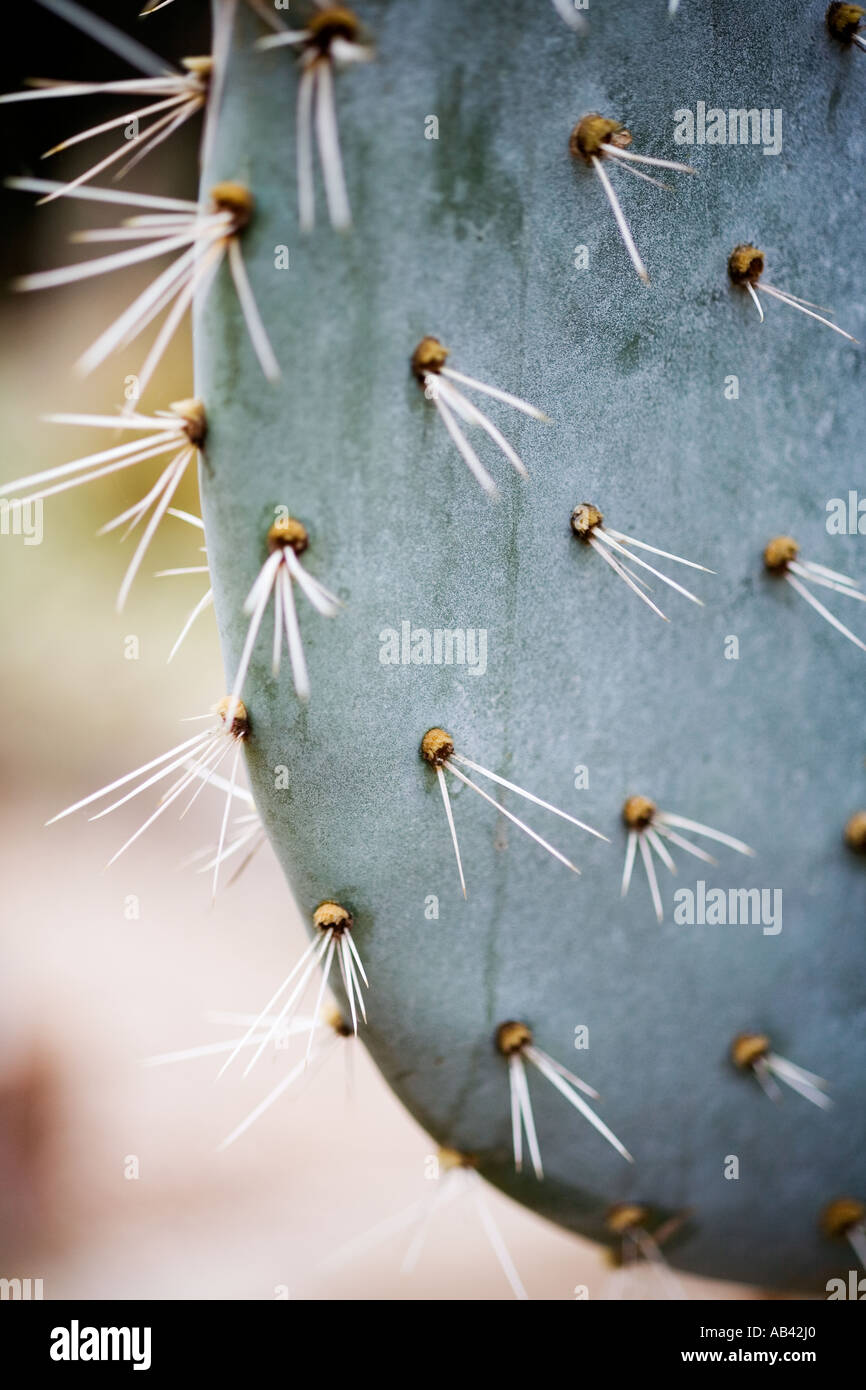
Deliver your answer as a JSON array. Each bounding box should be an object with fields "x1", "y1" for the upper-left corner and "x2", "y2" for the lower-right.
[
  {"x1": 622, "y1": 795, "x2": 656, "y2": 828},
  {"x1": 570, "y1": 502, "x2": 603, "y2": 538},
  {"x1": 826, "y1": 2, "x2": 866, "y2": 40},
  {"x1": 209, "y1": 181, "x2": 254, "y2": 230},
  {"x1": 496, "y1": 1020, "x2": 532, "y2": 1056},
  {"x1": 216, "y1": 695, "x2": 250, "y2": 740},
  {"x1": 312, "y1": 900, "x2": 353, "y2": 934},
  {"x1": 420, "y1": 727, "x2": 455, "y2": 766},
  {"x1": 763, "y1": 535, "x2": 799, "y2": 572},
  {"x1": 411, "y1": 336, "x2": 450, "y2": 381},
  {"x1": 606, "y1": 1202, "x2": 649, "y2": 1235},
  {"x1": 844, "y1": 810, "x2": 866, "y2": 852},
  {"x1": 730, "y1": 1032, "x2": 771, "y2": 1070},
  {"x1": 170, "y1": 398, "x2": 207, "y2": 446},
  {"x1": 820, "y1": 1196, "x2": 865, "y2": 1237},
  {"x1": 267, "y1": 515, "x2": 309, "y2": 555},
  {"x1": 728, "y1": 244, "x2": 765, "y2": 286},
  {"x1": 569, "y1": 113, "x2": 631, "y2": 162}
]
